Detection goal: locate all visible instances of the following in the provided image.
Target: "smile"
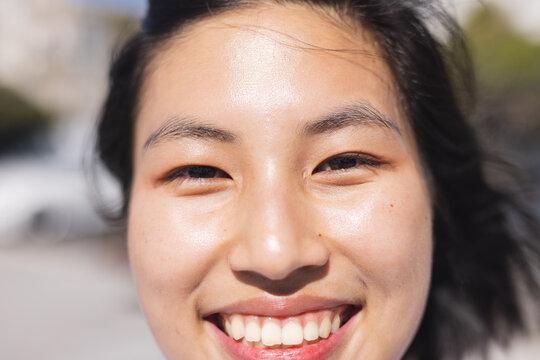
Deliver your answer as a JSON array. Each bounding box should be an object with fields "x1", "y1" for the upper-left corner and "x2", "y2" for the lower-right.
[{"x1": 205, "y1": 299, "x2": 362, "y2": 360}]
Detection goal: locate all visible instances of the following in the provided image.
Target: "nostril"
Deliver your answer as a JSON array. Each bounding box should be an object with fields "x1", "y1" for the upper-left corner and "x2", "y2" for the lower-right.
[
  {"x1": 228, "y1": 234, "x2": 330, "y2": 281},
  {"x1": 228, "y1": 243, "x2": 303, "y2": 281},
  {"x1": 233, "y1": 263, "x2": 329, "y2": 296}
]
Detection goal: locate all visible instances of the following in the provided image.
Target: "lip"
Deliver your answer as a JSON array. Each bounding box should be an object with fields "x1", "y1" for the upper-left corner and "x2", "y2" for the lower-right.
[
  {"x1": 207, "y1": 306, "x2": 361, "y2": 360},
  {"x1": 202, "y1": 295, "x2": 361, "y2": 317},
  {"x1": 202, "y1": 295, "x2": 363, "y2": 360}
]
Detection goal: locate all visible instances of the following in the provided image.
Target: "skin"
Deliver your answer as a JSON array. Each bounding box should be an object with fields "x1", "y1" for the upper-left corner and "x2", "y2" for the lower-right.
[{"x1": 129, "y1": 3, "x2": 433, "y2": 360}]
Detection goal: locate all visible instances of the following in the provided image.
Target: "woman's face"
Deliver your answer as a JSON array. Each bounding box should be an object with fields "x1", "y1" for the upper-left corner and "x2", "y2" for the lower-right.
[{"x1": 129, "y1": 4, "x2": 433, "y2": 360}]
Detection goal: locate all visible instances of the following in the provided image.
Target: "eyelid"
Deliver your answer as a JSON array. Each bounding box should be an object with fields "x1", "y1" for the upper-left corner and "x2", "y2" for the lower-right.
[
  {"x1": 158, "y1": 152, "x2": 384, "y2": 185},
  {"x1": 313, "y1": 152, "x2": 384, "y2": 173},
  {"x1": 161, "y1": 165, "x2": 231, "y2": 184}
]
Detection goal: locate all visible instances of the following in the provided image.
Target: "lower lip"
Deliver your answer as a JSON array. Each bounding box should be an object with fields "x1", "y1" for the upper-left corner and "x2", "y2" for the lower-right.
[{"x1": 208, "y1": 311, "x2": 359, "y2": 360}]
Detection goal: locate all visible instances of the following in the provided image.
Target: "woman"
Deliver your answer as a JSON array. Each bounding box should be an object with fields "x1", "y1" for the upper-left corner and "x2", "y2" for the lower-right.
[{"x1": 96, "y1": 0, "x2": 540, "y2": 359}]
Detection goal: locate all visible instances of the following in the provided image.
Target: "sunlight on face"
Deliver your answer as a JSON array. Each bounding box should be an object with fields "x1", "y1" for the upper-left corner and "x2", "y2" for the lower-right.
[{"x1": 129, "y1": 4, "x2": 432, "y2": 360}]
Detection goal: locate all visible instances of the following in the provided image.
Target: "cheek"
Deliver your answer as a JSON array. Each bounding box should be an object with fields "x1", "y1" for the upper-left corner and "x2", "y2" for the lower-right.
[
  {"x1": 315, "y1": 170, "x2": 433, "y2": 295},
  {"x1": 314, "y1": 170, "x2": 432, "y2": 357},
  {"x1": 127, "y1": 184, "x2": 231, "y2": 332}
]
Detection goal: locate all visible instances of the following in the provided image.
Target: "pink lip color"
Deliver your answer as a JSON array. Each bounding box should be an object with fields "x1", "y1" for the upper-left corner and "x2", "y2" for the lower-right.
[
  {"x1": 207, "y1": 309, "x2": 359, "y2": 360},
  {"x1": 204, "y1": 295, "x2": 357, "y2": 317}
]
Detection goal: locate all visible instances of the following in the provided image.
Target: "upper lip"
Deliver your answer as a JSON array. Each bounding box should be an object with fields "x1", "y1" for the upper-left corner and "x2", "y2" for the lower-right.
[{"x1": 203, "y1": 295, "x2": 361, "y2": 318}]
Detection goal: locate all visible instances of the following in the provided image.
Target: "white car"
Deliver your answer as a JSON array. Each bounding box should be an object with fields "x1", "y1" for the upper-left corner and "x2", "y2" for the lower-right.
[{"x1": 0, "y1": 121, "x2": 113, "y2": 245}]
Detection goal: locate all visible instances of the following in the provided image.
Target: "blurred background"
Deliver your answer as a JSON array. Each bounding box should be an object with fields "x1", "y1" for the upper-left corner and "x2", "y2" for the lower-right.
[{"x1": 0, "y1": 0, "x2": 538, "y2": 359}]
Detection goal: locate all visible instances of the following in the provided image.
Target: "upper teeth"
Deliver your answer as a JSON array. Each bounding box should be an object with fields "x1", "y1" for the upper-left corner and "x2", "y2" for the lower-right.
[{"x1": 222, "y1": 308, "x2": 343, "y2": 347}]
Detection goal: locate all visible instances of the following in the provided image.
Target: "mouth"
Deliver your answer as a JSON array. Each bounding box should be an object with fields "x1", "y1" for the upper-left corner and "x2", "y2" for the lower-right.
[{"x1": 204, "y1": 303, "x2": 361, "y2": 360}]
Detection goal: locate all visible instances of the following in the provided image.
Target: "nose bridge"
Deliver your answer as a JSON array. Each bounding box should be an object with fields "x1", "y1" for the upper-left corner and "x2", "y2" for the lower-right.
[
  {"x1": 251, "y1": 171, "x2": 297, "y2": 241},
  {"x1": 244, "y1": 156, "x2": 299, "y2": 237},
  {"x1": 228, "y1": 161, "x2": 329, "y2": 281},
  {"x1": 243, "y1": 163, "x2": 301, "y2": 259}
]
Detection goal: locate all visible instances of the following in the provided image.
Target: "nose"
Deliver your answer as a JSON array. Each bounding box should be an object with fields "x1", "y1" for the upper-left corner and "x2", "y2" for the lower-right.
[{"x1": 228, "y1": 176, "x2": 330, "y2": 282}]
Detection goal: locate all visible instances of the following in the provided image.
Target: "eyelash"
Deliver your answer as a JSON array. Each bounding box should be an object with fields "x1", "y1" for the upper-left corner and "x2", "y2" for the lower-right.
[
  {"x1": 162, "y1": 153, "x2": 382, "y2": 183},
  {"x1": 313, "y1": 153, "x2": 382, "y2": 173},
  {"x1": 163, "y1": 165, "x2": 231, "y2": 184}
]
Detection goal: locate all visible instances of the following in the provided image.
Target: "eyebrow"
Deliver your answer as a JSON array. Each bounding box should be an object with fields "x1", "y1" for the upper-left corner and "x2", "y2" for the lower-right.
[
  {"x1": 143, "y1": 117, "x2": 238, "y2": 152},
  {"x1": 143, "y1": 101, "x2": 401, "y2": 153},
  {"x1": 302, "y1": 101, "x2": 402, "y2": 137}
]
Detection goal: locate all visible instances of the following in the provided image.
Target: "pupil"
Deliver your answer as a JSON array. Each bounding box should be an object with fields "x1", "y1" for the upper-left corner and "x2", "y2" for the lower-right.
[
  {"x1": 329, "y1": 157, "x2": 357, "y2": 170},
  {"x1": 188, "y1": 166, "x2": 217, "y2": 178}
]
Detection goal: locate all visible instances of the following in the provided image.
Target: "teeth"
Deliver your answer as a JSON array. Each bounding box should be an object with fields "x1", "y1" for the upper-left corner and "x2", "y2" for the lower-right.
[
  {"x1": 282, "y1": 321, "x2": 303, "y2": 346},
  {"x1": 220, "y1": 305, "x2": 351, "y2": 347},
  {"x1": 303, "y1": 321, "x2": 319, "y2": 341},
  {"x1": 245, "y1": 320, "x2": 261, "y2": 342},
  {"x1": 261, "y1": 320, "x2": 282, "y2": 346},
  {"x1": 331, "y1": 315, "x2": 340, "y2": 334},
  {"x1": 319, "y1": 317, "x2": 331, "y2": 339},
  {"x1": 231, "y1": 315, "x2": 245, "y2": 340}
]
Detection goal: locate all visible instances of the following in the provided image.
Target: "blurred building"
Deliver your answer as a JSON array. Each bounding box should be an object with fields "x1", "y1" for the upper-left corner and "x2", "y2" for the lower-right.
[
  {"x1": 1, "y1": 0, "x2": 538, "y2": 118},
  {"x1": 0, "y1": 0, "x2": 138, "y2": 118},
  {"x1": 0, "y1": 0, "x2": 138, "y2": 243}
]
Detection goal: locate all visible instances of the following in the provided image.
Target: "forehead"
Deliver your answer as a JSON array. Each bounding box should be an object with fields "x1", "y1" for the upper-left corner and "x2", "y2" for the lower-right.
[{"x1": 136, "y1": 3, "x2": 407, "y2": 152}]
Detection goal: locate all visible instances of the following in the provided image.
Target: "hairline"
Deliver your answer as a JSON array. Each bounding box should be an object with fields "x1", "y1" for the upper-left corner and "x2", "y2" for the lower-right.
[{"x1": 134, "y1": 0, "x2": 412, "y2": 149}]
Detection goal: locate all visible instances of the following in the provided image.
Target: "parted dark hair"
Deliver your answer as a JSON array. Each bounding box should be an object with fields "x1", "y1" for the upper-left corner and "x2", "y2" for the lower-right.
[{"x1": 96, "y1": 0, "x2": 540, "y2": 359}]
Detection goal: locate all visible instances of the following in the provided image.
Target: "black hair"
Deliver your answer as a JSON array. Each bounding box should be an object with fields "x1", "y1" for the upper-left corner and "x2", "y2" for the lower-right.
[{"x1": 96, "y1": 1, "x2": 540, "y2": 359}]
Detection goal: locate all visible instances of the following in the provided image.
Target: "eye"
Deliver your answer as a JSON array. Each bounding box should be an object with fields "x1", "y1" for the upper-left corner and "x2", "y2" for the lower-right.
[
  {"x1": 163, "y1": 165, "x2": 232, "y2": 183},
  {"x1": 313, "y1": 153, "x2": 382, "y2": 174}
]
